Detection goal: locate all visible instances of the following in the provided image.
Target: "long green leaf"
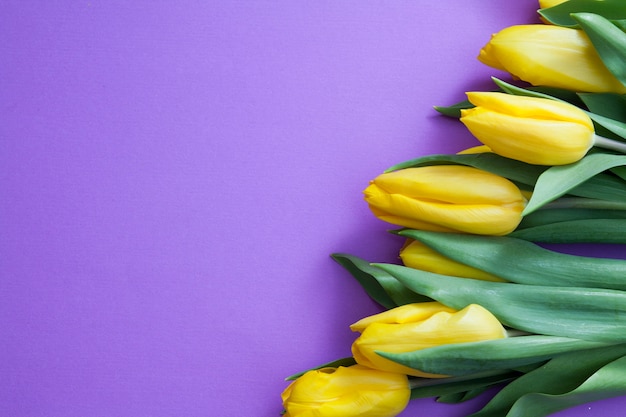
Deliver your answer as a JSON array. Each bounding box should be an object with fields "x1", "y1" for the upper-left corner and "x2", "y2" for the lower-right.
[
  {"x1": 519, "y1": 207, "x2": 626, "y2": 228},
  {"x1": 589, "y1": 112, "x2": 626, "y2": 140},
  {"x1": 434, "y1": 100, "x2": 472, "y2": 118},
  {"x1": 470, "y1": 344, "x2": 626, "y2": 417},
  {"x1": 579, "y1": 93, "x2": 626, "y2": 123},
  {"x1": 540, "y1": 1, "x2": 626, "y2": 27},
  {"x1": 569, "y1": 170, "x2": 626, "y2": 201},
  {"x1": 380, "y1": 336, "x2": 608, "y2": 376},
  {"x1": 524, "y1": 153, "x2": 626, "y2": 215},
  {"x1": 510, "y1": 218, "x2": 626, "y2": 243},
  {"x1": 436, "y1": 386, "x2": 493, "y2": 404},
  {"x1": 410, "y1": 370, "x2": 520, "y2": 401},
  {"x1": 573, "y1": 12, "x2": 626, "y2": 87},
  {"x1": 331, "y1": 253, "x2": 428, "y2": 308},
  {"x1": 612, "y1": 165, "x2": 626, "y2": 181},
  {"x1": 398, "y1": 230, "x2": 626, "y2": 291},
  {"x1": 506, "y1": 355, "x2": 626, "y2": 417},
  {"x1": 539, "y1": 0, "x2": 626, "y2": 27},
  {"x1": 385, "y1": 153, "x2": 545, "y2": 187},
  {"x1": 373, "y1": 263, "x2": 626, "y2": 343}
]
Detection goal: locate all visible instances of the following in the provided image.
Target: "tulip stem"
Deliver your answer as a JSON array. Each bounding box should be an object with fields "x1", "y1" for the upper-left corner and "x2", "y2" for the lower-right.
[
  {"x1": 593, "y1": 135, "x2": 626, "y2": 154},
  {"x1": 506, "y1": 329, "x2": 533, "y2": 337}
]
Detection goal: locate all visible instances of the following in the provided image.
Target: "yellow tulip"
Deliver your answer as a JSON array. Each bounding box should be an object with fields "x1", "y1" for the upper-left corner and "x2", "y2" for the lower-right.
[
  {"x1": 281, "y1": 365, "x2": 410, "y2": 417},
  {"x1": 478, "y1": 25, "x2": 626, "y2": 94},
  {"x1": 456, "y1": 144, "x2": 492, "y2": 155},
  {"x1": 351, "y1": 302, "x2": 507, "y2": 377},
  {"x1": 539, "y1": 0, "x2": 568, "y2": 8},
  {"x1": 460, "y1": 92, "x2": 595, "y2": 165},
  {"x1": 363, "y1": 165, "x2": 526, "y2": 236},
  {"x1": 400, "y1": 240, "x2": 505, "y2": 282}
]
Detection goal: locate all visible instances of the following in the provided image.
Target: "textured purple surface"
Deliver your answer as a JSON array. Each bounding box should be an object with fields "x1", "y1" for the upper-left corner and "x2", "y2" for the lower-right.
[{"x1": 2, "y1": 2, "x2": 625, "y2": 416}]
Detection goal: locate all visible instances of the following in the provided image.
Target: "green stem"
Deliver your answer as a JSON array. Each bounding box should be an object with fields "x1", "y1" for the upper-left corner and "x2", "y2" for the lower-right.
[
  {"x1": 506, "y1": 329, "x2": 533, "y2": 337},
  {"x1": 594, "y1": 134, "x2": 626, "y2": 153}
]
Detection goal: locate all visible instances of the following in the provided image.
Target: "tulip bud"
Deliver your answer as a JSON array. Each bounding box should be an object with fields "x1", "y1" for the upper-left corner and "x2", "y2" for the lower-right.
[
  {"x1": 460, "y1": 92, "x2": 595, "y2": 165},
  {"x1": 400, "y1": 240, "x2": 505, "y2": 282},
  {"x1": 363, "y1": 165, "x2": 526, "y2": 236},
  {"x1": 478, "y1": 25, "x2": 626, "y2": 94},
  {"x1": 351, "y1": 302, "x2": 507, "y2": 377},
  {"x1": 281, "y1": 365, "x2": 410, "y2": 417},
  {"x1": 539, "y1": 0, "x2": 568, "y2": 8},
  {"x1": 456, "y1": 144, "x2": 492, "y2": 155}
]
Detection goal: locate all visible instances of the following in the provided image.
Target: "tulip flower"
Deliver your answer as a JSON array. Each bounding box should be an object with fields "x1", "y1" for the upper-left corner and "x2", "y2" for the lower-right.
[
  {"x1": 363, "y1": 165, "x2": 526, "y2": 235},
  {"x1": 457, "y1": 144, "x2": 492, "y2": 154},
  {"x1": 460, "y1": 91, "x2": 596, "y2": 165},
  {"x1": 539, "y1": 0, "x2": 568, "y2": 8},
  {"x1": 281, "y1": 365, "x2": 410, "y2": 417},
  {"x1": 478, "y1": 25, "x2": 626, "y2": 94},
  {"x1": 400, "y1": 240, "x2": 505, "y2": 282},
  {"x1": 351, "y1": 302, "x2": 507, "y2": 377}
]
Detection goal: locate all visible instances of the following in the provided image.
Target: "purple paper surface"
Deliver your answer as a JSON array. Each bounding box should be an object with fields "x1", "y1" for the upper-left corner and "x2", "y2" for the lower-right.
[{"x1": 1, "y1": 1, "x2": 625, "y2": 416}]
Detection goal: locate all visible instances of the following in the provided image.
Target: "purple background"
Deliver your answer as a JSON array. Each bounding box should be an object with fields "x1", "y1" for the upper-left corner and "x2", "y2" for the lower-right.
[{"x1": 2, "y1": 1, "x2": 625, "y2": 416}]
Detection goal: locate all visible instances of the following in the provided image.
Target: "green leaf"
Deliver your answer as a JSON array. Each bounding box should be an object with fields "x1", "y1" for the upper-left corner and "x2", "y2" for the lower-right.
[
  {"x1": 397, "y1": 230, "x2": 626, "y2": 291},
  {"x1": 434, "y1": 100, "x2": 472, "y2": 118},
  {"x1": 539, "y1": 0, "x2": 626, "y2": 27},
  {"x1": 579, "y1": 93, "x2": 626, "y2": 140},
  {"x1": 380, "y1": 336, "x2": 608, "y2": 377},
  {"x1": 284, "y1": 357, "x2": 357, "y2": 380},
  {"x1": 505, "y1": 355, "x2": 626, "y2": 417},
  {"x1": 519, "y1": 207, "x2": 626, "y2": 228},
  {"x1": 579, "y1": 93, "x2": 626, "y2": 123},
  {"x1": 385, "y1": 153, "x2": 545, "y2": 188},
  {"x1": 612, "y1": 165, "x2": 626, "y2": 181},
  {"x1": 614, "y1": 19, "x2": 626, "y2": 31},
  {"x1": 510, "y1": 218, "x2": 626, "y2": 243},
  {"x1": 436, "y1": 386, "x2": 492, "y2": 404},
  {"x1": 589, "y1": 111, "x2": 626, "y2": 140},
  {"x1": 573, "y1": 12, "x2": 626, "y2": 87},
  {"x1": 331, "y1": 253, "x2": 429, "y2": 308},
  {"x1": 410, "y1": 370, "x2": 520, "y2": 401},
  {"x1": 562, "y1": 170, "x2": 626, "y2": 201},
  {"x1": 372, "y1": 263, "x2": 626, "y2": 343},
  {"x1": 469, "y1": 344, "x2": 626, "y2": 417},
  {"x1": 492, "y1": 78, "x2": 562, "y2": 101},
  {"x1": 524, "y1": 153, "x2": 626, "y2": 215}
]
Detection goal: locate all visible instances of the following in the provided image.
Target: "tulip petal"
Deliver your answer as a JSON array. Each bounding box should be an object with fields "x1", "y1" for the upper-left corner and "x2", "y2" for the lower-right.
[
  {"x1": 479, "y1": 25, "x2": 626, "y2": 93},
  {"x1": 282, "y1": 365, "x2": 410, "y2": 417},
  {"x1": 352, "y1": 304, "x2": 506, "y2": 377},
  {"x1": 350, "y1": 301, "x2": 455, "y2": 333},
  {"x1": 365, "y1": 166, "x2": 526, "y2": 235},
  {"x1": 466, "y1": 92, "x2": 592, "y2": 126},
  {"x1": 461, "y1": 92, "x2": 595, "y2": 165}
]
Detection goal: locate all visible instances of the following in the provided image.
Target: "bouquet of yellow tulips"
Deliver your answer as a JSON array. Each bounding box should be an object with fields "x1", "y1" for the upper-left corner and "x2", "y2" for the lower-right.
[{"x1": 280, "y1": 1, "x2": 626, "y2": 416}]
